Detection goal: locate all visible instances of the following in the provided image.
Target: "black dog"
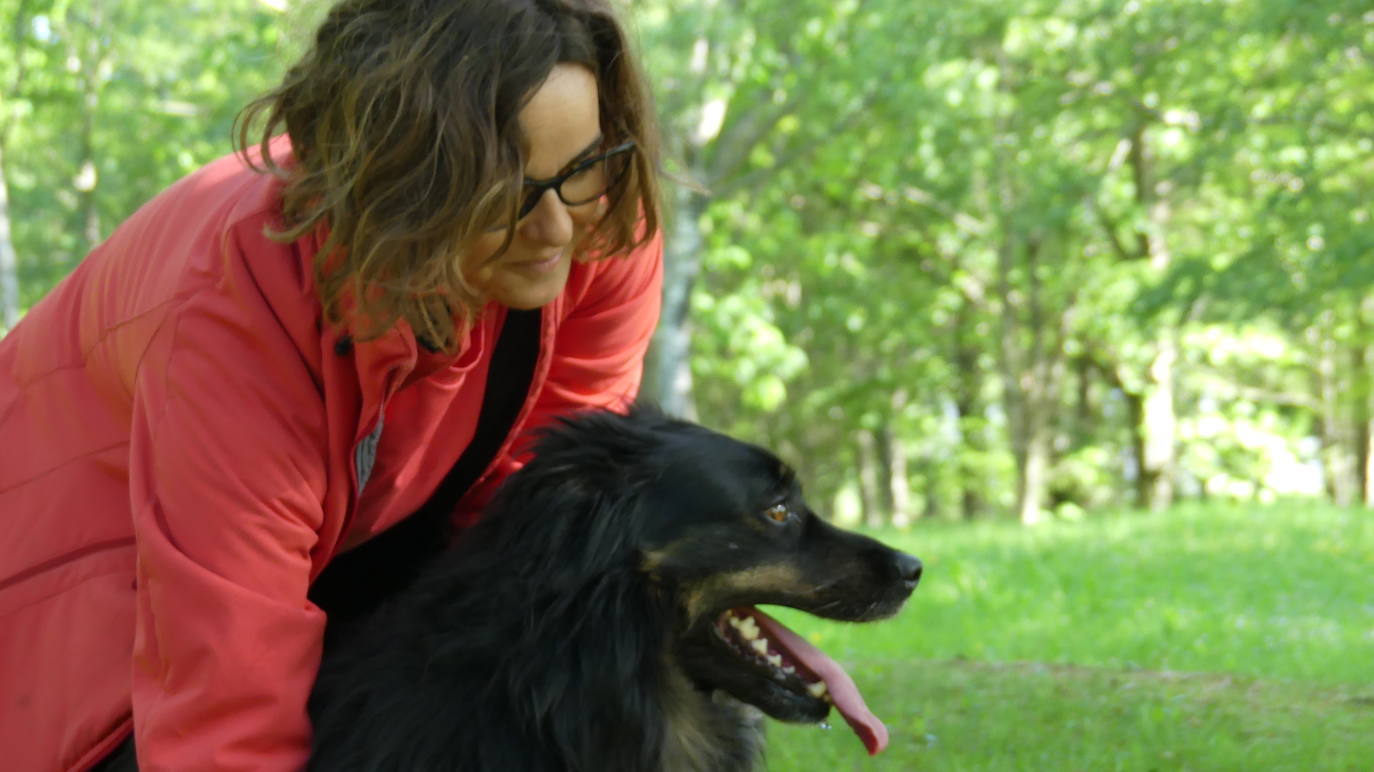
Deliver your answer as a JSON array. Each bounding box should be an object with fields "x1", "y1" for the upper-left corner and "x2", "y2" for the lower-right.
[{"x1": 99, "y1": 408, "x2": 921, "y2": 771}]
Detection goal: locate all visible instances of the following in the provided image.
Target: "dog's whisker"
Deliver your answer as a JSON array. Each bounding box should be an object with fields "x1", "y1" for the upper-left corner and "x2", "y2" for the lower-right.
[{"x1": 807, "y1": 597, "x2": 848, "y2": 616}]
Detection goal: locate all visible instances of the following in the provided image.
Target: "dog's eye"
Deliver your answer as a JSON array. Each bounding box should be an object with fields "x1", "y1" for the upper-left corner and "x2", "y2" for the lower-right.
[{"x1": 763, "y1": 504, "x2": 790, "y2": 523}]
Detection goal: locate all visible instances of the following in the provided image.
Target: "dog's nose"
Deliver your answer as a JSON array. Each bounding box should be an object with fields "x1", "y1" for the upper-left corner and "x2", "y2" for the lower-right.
[{"x1": 892, "y1": 551, "x2": 922, "y2": 589}]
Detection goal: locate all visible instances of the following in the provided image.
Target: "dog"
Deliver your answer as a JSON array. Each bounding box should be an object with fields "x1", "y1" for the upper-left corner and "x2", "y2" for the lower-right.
[{"x1": 97, "y1": 407, "x2": 921, "y2": 770}]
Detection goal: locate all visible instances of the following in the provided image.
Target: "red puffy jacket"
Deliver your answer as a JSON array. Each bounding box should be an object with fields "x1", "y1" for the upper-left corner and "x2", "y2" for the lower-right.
[{"x1": 0, "y1": 142, "x2": 662, "y2": 770}]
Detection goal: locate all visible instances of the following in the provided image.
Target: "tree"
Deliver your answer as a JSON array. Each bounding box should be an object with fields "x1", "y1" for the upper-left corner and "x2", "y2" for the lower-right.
[{"x1": 634, "y1": 0, "x2": 932, "y2": 418}]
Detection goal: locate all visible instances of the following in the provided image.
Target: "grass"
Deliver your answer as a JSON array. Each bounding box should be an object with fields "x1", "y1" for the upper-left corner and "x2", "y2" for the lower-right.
[{"x1": 761, "y1": 502, "x2": 1374, "y2": 770}]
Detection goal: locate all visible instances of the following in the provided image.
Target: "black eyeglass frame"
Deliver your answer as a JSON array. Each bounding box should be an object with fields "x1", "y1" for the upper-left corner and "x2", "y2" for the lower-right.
[{"x1": 511, "y1": 140, "x2": 637, "y2": 222}]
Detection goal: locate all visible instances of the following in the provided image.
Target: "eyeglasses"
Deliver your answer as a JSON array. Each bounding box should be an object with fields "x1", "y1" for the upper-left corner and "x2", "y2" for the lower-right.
[{"x1": 492, "y1": 140, "x2": 636, "y2": 229}]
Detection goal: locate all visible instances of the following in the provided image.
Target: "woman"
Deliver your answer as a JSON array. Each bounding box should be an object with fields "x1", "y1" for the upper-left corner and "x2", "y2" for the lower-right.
[{"x1": 0, "y1": 0, "x2": 662, "y2": 769}]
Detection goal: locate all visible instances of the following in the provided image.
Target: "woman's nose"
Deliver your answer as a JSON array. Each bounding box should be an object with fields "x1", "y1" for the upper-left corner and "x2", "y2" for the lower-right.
[{"x1": 517, "y1": 189, "x2": 575, "y2": 247}]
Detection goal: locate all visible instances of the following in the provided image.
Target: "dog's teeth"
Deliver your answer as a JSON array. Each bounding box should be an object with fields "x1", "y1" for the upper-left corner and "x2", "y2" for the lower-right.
[
  {"x1": 727, "y1": 616, "x2": 743, "y2": 629},
  {"x1": 782, "y1": 665, "x2": 796, "y2": 675},
  {"x1": 750, "y1": 637, "x2": 769, "y2": 655},
  {"x1": 738, "y1": 618, "x2": 759, "y2": 640},
  {"x1": 807, "y1": 681, "x2": 828, "y2": 698},
  {"x1": 767, "y1": 654, "x2": 783, "y2": 667}
]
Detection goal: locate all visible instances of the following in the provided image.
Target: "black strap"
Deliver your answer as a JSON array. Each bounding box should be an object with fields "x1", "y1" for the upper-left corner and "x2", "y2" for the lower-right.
[
  {"x1": 308, "y1": 308, "x2": 542, "y2": 624},
  {"x1": 419, "y1": 307, "x2": 542, "y2": 517}
]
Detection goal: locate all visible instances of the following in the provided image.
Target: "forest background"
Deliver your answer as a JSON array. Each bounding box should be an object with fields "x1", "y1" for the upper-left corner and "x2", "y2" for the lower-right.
[{"x1": 1, "y1": 0, "x2": 1371, "y2": 526}]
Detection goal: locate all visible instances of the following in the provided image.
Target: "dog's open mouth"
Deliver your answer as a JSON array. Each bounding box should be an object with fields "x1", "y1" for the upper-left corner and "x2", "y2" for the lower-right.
[{"x1": 711, "y1": 606, "x2": 889, "y2": 755}]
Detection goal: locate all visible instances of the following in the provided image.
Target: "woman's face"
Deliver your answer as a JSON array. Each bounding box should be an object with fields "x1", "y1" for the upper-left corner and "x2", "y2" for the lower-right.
[{"x1": 464, "y1": 63, "x2": 605, "y2": 310}]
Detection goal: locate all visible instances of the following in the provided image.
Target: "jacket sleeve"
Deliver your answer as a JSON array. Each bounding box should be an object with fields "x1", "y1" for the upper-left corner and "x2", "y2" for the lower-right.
[
  {"x1": 456, "y1": 232, "x2": 664, "y2": 519},
  {"x1": 535, "y1": 231, "x2": 664, "y2": 417},
  {"x1": 127, "y1": 283, "x2": 329, "y2": 770}
]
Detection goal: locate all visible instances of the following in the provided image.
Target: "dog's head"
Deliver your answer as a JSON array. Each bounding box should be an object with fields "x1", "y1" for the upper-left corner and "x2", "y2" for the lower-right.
[{"x1": 513, "y1": 407, "x2": 920, "y2": 754}]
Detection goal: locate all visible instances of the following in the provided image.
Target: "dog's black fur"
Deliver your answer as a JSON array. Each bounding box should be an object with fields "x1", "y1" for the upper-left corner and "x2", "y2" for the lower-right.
[{"x1": 97, "y1": 407, "x2": 920, "y2": 771}]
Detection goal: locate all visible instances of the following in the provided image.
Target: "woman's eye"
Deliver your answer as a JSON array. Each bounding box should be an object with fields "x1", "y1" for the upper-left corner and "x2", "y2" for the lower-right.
[{"x1": 764, "y1": 504, "x2": 790, "y2": 522}]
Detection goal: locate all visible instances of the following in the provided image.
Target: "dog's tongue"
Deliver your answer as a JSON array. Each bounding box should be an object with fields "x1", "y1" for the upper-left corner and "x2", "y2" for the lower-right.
[{"x1": 750, "y1": 608, "x2": 889, "y2": 755}]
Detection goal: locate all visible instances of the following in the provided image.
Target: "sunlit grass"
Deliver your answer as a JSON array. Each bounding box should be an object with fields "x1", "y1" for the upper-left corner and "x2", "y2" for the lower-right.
[{"x1": 762, "y1": 502, "x2": 1374, "y2": 770}]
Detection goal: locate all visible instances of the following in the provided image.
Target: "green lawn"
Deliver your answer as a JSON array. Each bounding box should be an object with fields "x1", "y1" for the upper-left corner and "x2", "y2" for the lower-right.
[{"x1": 763, "y1": 503, "x2": 1374, "y2": 770}]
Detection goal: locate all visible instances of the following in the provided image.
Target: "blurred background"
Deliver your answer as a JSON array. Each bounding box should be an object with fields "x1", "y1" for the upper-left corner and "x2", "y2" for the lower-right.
[
  {"x1": 1, "y1": 1, "x2": 1371, "y2": 768},
  {"x1": 2, "y1": 0, "x2": 1373, "y2": 526}
]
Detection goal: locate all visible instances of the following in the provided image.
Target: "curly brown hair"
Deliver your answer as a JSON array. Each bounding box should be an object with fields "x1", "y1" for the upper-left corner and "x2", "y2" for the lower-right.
[{"x1": 236, "y1": 0, "x2": 660, "y2": 350}]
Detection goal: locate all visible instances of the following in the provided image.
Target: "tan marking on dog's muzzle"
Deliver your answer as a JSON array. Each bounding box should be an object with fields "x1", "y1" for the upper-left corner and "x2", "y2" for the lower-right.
[{"x1": 682, "y1": 563, "x2": 808, "y2": 623}]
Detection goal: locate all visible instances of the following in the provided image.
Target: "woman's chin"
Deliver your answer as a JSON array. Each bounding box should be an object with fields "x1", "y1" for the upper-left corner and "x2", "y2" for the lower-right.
[{"x1": 486, "y1": 253, "x2": 572, "y2": 310}]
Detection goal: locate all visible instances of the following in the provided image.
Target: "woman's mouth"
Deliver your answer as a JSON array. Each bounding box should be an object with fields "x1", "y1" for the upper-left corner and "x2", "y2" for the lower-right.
[{"x1": 509, "y1": 251, "x2": 564, "y2": 275}]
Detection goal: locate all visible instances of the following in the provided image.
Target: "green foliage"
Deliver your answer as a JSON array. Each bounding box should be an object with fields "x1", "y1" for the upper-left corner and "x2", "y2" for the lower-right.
[
  {"x1": 692, "y1": 284, "x2": 807, "y2": 414},
  {"x1": 639, "y1": 0, "x2": 1374, "y2": 519},
  {"x1": 1, "y1": 0, "x2": 298, "y2": 305},
  {"x1": 3, "y1": 0, "x2": 1373, "y2": 517}
]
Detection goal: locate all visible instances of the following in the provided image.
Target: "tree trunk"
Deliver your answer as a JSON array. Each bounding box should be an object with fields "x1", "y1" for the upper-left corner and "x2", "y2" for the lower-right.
[
  {"x1": 1350, "y1": 306, "x2": 1374, "y2": 505},
  {"x1": 1128, "y1": 119, "x2": 1178, "y2": 512},
  {"x1": 875, "y1": 420, "x2": 911, "y2": 526},
  {"x1": 999, "y1": 346, "x2": 1054, "y2": 526},
  {"x1": 77, "y1": 113, "x2": 101, "y2": 252},
  {"x1": 925, "y1": 476, "x2": 943, "y2": 521},
  {"x1": 74, "y1": 3, "x2": 107, "y2": 253},
  {"x1": 1, "y1": 1, "x2": 33, "y2": 332},
  {"x1": 1015, "y1": 420, "x2": 1052, "y2": 525},
  {"x1": 1362, "y1": 419, "x2": 1374, "y2": 508},
  {"x1": 952, "y1": 299, "x2": 987, "y2": 520},
  {"x1": 993, "y1": 235, "x2": 1063, "y2": 526},
  {"x1": 1074, "y1": 355, "x2": 1094, "y2": 442},
  {"x1": 988, "y1": 42, "x2": 1066, "y2": 526},
  {"x1": 1137, "y1": 342, "x2": 1176, "y2": 511},
  {"x1": 1313, "y1": 320, "x2": 1356, "y2": 506},
  {"x1": 0, "y1": 144, "x2": 18, "y2": 331},
  {"x1": 855, "y1": 430, "x2": 885, "y2": 528},
  {"x1": 642, "y1": 186, "x2": 705, "y2": 419},
  {"x1": 1121, "y1": 385, "x2": 1145, "y2": 497},
  {"x1": 1358, "y1": 409, "x2": 1374, "y2": 507}
]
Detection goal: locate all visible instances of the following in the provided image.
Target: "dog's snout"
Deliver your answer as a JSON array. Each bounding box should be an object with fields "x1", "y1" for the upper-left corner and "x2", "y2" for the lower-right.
[{"x1": 892, "y1": 551, "x2": 922, "y2": 589}]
